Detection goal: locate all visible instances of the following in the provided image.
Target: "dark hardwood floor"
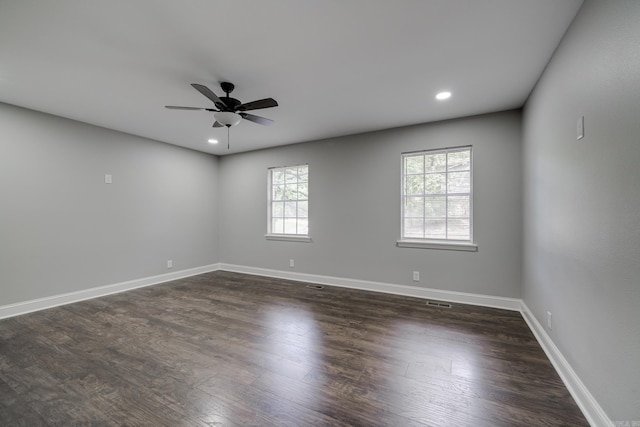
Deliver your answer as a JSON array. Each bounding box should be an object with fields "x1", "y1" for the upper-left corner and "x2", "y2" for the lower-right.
[{"x1": 0, "y1": 271, "x2": 588, "y2": 426}]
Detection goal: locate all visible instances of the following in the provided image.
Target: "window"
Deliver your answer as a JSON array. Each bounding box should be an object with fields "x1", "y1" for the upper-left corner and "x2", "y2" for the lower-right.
[
  {"x1": 400, "y1": 146, "x2": 475, "y2": 250},
  {"x1": 267, "y1": 164, "x2": 309, "y2": 241}
]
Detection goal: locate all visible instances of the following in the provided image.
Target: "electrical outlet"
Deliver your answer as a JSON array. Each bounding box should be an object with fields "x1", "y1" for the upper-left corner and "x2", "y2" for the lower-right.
[
  {"x1": 289, "y1": 259, "x2": 294, "y2": 268},
  {"x1": 167, "y1": 260, "x2": 173, "y2": 269},
  {"x1": 412, "y1": 271, "x2": 420, "y2": 282},
  {"x1": 547, "y1": 311, "x2": 552, "y2": 330},
  {"x1": 105, "y1": 174, "x2": 113, "y2": 184}
]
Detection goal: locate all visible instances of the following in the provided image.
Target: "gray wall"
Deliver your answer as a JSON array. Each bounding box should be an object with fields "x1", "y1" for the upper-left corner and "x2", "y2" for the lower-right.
[
  {"x1": 0, "y1": 103, "x2": 219, "y2": 306},
  {"x1": 522, "y1": 0, "x2": 640, "y2": 420},
  {"x1": 219, "y1": 110, "x2": 522, "y2": 298}
]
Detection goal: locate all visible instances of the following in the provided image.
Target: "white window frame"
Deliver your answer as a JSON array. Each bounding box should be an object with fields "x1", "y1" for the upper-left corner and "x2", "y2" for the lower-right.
[
  {"x1": 265, "y1": 164, "x2": 311, "y2": 242},
  {"x1": 397, "y1": 146, "x2": 477, "y2": 251}
]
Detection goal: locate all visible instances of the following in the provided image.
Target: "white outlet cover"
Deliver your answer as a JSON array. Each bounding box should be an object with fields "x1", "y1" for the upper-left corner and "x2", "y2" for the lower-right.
[{"x1": 105, "y1": 174, "x2": 113, "y2": 184}]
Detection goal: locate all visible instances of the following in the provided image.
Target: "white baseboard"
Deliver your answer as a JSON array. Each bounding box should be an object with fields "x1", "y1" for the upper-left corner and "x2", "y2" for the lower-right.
[
  {"x1": 520, "y1": 302, "x2": 612, "y2": 427},
  {"x1": 0, "y1": 263, "x2": 221, "y2": 320},
  {"x1": 218, "y1": 263, "x2": 521, "y2": 311}
]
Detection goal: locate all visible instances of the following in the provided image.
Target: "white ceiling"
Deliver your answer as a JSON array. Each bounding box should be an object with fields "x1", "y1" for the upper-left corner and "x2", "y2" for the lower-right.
[{"x1": 0, "y1": 0, "x2": 583, "y2": 155}]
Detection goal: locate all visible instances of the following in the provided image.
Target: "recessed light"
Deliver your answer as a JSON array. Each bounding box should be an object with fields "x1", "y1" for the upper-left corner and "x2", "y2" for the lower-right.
[
  {"x1": 208, "y1": 139, "x2": 218, "y2": 144},
  {"x1": 436, "y1": 91, "x2": 452, "y2": 100}
]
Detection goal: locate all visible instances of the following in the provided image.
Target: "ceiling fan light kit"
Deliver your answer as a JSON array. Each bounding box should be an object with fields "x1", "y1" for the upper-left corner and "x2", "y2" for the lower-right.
[
  {"x1": 165, "y1": 81, "x2": 278, "y2": 150},
  {"x1": 214, "y1": 111, "x2": 242, "y2": 127}
]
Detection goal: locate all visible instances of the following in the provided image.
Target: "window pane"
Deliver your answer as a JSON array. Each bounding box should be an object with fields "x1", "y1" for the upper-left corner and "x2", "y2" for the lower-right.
[
  {"x1": 272, "y1": 218, "x2": 284, "y2": 234},
  {"x1": 448, "y1": 171, "x2": 470, "y2": 193},
  {"x1": 448, "y1": 196, "x2": 470, "y2": 218},
  {"x1": 297, "y1": 182, "x2": 308, "y2": 200},
  {"x1": 285, "y1": 167, "x2": 298, "y2": 183},
  {"x1": 297, "y1": 201, "x2": 308, "y2": 218},
  {"x1": 405, "y1": 155, "x2": 424, "y2": 174},
  {"x1": 425, "y1": 196, "x2": 446, "y2": 217},
  {"x1": 298, "y1": 166, "x2": 308, "y2": 182},
  {"x1": 284, "y1": 184, "x2": 298, "y2": 200},
  {"x1": 405, "y1": 175, "x2": 424, "y2": 195},
  {"x1": 404, "y1": 218, "x2": 424, "y2": 238},
  {"x1": 425, "y1": 153, "x2": 446, "y2": 172},
  {"x1": 284, "y1": 218, "x2": 297, "y2": 234},
  {"x1": 447, "y1": 150, "x2": 471, "y2": 171},
  {"x1": 273, "y1": 185, "x2": 284, "y2": 201},
  {"x1": 447, "y1": 219, "x2": 470, "y2": 240},
  {"x1": 272, "y1": 202, "x2": 284, "y2": 218},
  {"x1": 424, "y1": 219, "x2": 446, "y2": 239},
  {"x1": 298, "y1": 219, "x2": 308, "y2": 235},
  {"x1": 425, "y1": 173, "x2": 446, "y2": 194},
  {"x1": 272, "y1": 170, "x2": 285, "y2": 184},
  {"x1": 405, "y1": 197, "x2": 424, "y2": 218},
  {"x1": 284, "y1": 202, "x2": 297, "y2": 218}
]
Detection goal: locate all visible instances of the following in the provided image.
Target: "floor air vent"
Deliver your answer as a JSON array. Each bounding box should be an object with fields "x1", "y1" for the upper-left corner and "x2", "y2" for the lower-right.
[
  {"x1": 306, "y1": 284, "x2": 325, "y2": 290},
  {"x1": 426, "y1": 301, "x2": 452, "y2": 309}
]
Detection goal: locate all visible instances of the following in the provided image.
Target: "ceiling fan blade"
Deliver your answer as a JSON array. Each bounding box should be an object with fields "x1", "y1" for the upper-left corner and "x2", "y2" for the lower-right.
[
  {"x1": 165, "y1": 106, "x2": 216, "y2": 111},
  {"x1": 191, "y1": 83, "x2": 227, "y2": 109},
  {"x1": 212, "y1": 121, "x2": 224, "y2": 128},
  {"x1": 240, "y1": 113, "x2": 274, "y2": 126},
  {"x1": 239, "y1": 98, "x2": 278, "y2": 111}
]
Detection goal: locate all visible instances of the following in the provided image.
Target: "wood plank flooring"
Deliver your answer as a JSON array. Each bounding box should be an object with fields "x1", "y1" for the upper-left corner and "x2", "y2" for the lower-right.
[{"x1": 0, "y1": 271, "x2": 588, "y2": 426}]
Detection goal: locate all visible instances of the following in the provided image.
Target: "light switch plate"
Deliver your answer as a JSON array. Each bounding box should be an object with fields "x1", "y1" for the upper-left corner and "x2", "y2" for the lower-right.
[{"x1": 577, "y1": 116, "x2": 584, "y2": 140}]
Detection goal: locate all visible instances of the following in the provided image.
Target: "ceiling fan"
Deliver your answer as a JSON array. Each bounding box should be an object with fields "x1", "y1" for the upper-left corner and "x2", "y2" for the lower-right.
[{"x1": 166, "y1": 82, "x2": 278, "y2": 128}]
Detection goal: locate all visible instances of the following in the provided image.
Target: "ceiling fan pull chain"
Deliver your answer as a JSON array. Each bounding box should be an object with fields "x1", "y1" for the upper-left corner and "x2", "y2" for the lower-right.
[{"x1": 227, "y1": 126, "x2": 230, "y2": 150}]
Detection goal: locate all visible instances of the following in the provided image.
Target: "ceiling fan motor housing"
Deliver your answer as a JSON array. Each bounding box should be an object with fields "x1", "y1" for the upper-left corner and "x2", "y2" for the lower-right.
[
  {"x1": 218, "y1": 82, "x2": 242, "y2": 111},
  {"x1": 220, "y1": 97, "x2": 241, "y2": 111}
]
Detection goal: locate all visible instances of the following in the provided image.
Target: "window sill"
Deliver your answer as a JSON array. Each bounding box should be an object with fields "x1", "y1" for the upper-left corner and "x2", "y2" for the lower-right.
[
  {"x1": 265, "y1": 234, "x2": 312, "y2": 243},
  {"x1": 396, "y1": 239, "x2": 478, "y2": 252}
]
